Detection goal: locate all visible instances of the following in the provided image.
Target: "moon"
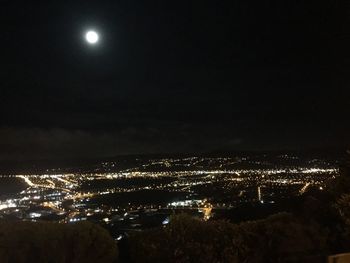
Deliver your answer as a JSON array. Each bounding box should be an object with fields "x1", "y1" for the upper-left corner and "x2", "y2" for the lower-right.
[{"x1": 85, "y1": 31, "x2": 99, "y2": 44}]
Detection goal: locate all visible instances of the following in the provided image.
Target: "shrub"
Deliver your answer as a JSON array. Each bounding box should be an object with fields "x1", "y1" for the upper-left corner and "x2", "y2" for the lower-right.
[
  {"x1": 129, "y1": 213, "x2": 328, "y2": 263},
  {"x1": 0, "y1": 220, "x2": 118, "y2": 263}
]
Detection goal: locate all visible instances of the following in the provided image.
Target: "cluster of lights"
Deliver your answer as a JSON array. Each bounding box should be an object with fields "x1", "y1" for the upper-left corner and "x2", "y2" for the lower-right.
[{"x1": 0, "y1": 156, "x2": 339, "y2": 226}]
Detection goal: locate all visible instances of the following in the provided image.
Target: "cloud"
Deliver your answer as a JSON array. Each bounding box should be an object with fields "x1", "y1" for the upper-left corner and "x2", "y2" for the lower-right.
[
  {"x1": 0, "y1": 126, "x2": 178, "y2": 161},
  {"x1": 0, "y1": 125, "x2": 247, "y2": 161},
  {"x1": 0, "y1": 127, "x2": 133, "y2": 160}
]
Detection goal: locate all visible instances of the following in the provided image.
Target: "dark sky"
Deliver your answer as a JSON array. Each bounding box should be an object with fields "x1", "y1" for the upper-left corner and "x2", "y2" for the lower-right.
[{"x1": 1, "y1": 0, "x2": 350, "y2": 160}]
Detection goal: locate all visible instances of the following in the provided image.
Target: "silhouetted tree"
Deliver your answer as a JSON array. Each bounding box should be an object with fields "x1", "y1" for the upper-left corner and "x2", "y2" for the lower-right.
[
  {"x1": 327, "y1": 150, "x2": 350, "y2": 198},
  {"x1": 334, "y1": 194, "x2": 350, "y2": 249},
  {"x1": 129, "y1": 214, "x2": 238, "y2": 263},
  {"x1": 128, "y1": 213, "x2": 328, "y2": 263},
  {"x1": 0, "y1": 220, "x2": 118, "y2": 263},
  {"x1": 235, "y1": 213, "x2": 328, "y2": 262}
]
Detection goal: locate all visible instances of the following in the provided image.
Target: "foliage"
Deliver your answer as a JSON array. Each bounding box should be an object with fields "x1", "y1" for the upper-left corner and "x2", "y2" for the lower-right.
[
  {"x1": 327, "y1": 151, "x2": 350, "y2": 198},
  {"x1": 128, "y1": 213, "x2": 328, "y2": 263},
  {"x1": 335, "y1": 194, "x2": 350, "y2": 226},
  {"x1": 334, "y1": 193, "x2": 350, "y2": 249},
  {"x1": 0, "y1": 220, "x2": 118, "y2": 263},
  {"x1": 129, "y1": 214, "x2": 238, "y2": 263},
  {"x1": 236, "y1": 213, "x2": 328, "y2": 262}
]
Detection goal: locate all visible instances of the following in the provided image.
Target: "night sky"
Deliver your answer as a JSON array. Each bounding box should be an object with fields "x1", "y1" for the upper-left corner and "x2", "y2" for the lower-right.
[{"x1": 1, "y1": 0, "x2": 349, "y2": 161}]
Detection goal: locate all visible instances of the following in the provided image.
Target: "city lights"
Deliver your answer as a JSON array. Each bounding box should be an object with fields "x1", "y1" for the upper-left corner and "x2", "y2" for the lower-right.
[{"x1": 0, "y1": 155, "x2": 339, "y2": 228}]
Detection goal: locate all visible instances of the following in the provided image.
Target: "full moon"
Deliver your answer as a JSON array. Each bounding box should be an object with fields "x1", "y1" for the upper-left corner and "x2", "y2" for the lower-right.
[{"x1": 85, "y1": 31, "x2": 99, "y2": 44}]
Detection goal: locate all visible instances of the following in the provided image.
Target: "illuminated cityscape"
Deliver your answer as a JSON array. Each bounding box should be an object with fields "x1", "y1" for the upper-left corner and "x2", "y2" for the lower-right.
[
  {"x1": 1, "y1": 0, "x2": 349, "y2": 260},
  {"x1": 0, "y1": 154, "x2": 338, "y2": 238}
]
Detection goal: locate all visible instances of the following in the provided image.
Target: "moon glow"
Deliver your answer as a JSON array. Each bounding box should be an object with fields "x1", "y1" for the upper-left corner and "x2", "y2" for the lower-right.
[{"x1": 85, "y1": 31, "x2": 99, "y2": 44}]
